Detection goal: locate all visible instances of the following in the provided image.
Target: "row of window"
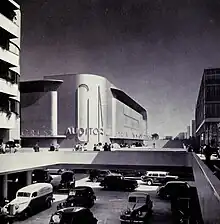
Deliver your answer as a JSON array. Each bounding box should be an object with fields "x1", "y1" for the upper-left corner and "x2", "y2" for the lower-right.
[
  {"x1": 0, "y1": 63, "x2": 19, "y2": 84},
  {"x1": 0, "y1": 5, "x2": 17, "y2": 22},
  {"x1": 205, "y1": 103, "x2": 220, "y2": 118},
  {"x1": 205, "y1": 74, "x2": 220, "y2": 85},
  {"x1": 0, "y1": 95, "x2": 20, "y2": 115},
  {"x1": 205, "y1": 86, "x2": 220, "y2": 100}
]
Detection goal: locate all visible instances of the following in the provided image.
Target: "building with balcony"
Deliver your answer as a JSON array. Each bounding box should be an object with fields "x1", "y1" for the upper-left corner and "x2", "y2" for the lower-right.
[
  {"x1": 0, "y1": 0, "x2": 21, "y2": 143},
  {"x1": 20, "y1": 74, "x2": 148, "y2": 149},
  {"x1": 195, "y1": 68, "x2": 220, "y2": 145}
]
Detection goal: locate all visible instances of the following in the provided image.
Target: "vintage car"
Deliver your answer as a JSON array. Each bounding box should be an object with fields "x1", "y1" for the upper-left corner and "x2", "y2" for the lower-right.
[
  {"x1": 32, "y1": 169, "x2": 53, "y2": 184},
  {"x1": 57, "y1": 186, "x2": 96, "y2": 209},
  {"x1": 120, "y1": 192, "x2": 153, "y2": 224},
  {"x1": 157, "y1": 181, "x2": 191, "y2": 200},
  {"x1": 2, "y1": 183, "x2": 54, "y2": 220},
  {"x1": 49, "y1": 207, "x2": 98, "y2": 224},
  {"x1": 141, "y1": 171, "x2": 179, "y2": 186},
  {"x1": 100, "y1": 174, "x2": 138, "y2": 191},
  {"x1": 57, "y1": 171, "x2": 75, "y2": 192},
  {"x1": 89, "y1": 169, "x2": 112, "y2": 182},
  {"x1": 118, "y1": 170, "x2": 146, "y2": 180}
]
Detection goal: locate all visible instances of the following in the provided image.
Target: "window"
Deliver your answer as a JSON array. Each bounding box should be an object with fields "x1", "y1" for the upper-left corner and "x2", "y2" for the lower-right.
[
  {"x1": 136, "y1": 197, "x2": 146, "y2": 203},
  {"x1": 32, "y1": 192, "x2": 37, "y2": 197},
  {"x1": 152, "y1": 173, "x2": 159, "y2": 177},
  {"x1": 128, "y1": 197, "x2": 136, "y2": 203},
  {"x1": 17, "y1": 192, "x2": 31, "y2": 197},
  {"x1": 159, "y1": 174, "x2": 166, "y2": 177}
]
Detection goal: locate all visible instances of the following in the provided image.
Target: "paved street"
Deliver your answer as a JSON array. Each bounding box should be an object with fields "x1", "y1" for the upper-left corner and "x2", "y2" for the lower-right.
[{"x1": 14, "y1": 177, "x2": 172, "y2": 224}]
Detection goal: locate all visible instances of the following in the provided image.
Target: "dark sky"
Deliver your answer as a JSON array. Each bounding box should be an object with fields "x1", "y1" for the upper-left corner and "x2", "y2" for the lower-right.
[{"x1": 17, "y1": 0, "x2": 220, "y2": 137}]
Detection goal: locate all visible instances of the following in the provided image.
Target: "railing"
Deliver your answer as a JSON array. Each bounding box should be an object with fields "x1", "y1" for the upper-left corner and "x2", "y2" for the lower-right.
[
  {"x1": 0, "y1": 9, "x2": 19, "y2": 27},
  {"x1": 0, "y1": 70, "x2": 19, "y2": 84}
]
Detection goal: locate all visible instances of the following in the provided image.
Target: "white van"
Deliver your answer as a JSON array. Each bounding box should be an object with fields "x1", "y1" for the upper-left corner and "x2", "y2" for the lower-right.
[{"x1": 2, "y1": 183, "x2": 54, "y2": 219}]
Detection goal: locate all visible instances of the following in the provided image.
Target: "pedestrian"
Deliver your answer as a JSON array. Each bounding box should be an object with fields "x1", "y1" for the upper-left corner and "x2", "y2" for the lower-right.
[
  {"x1": 93, "y1": 144, "x2": 97, "y2": 151},
  {"x1": 49, "y1": 143, "x2": 55, "y2": 151},
  {"x1": 55, "y1": 143, "x2": 60, "y2": 151},
  {"x1": 103, "y1": 142, "x2": 108, "y2": 151},
  {"x1": 33, "y1": 142, "x2": 40, "y2": 152},
  {"x1": 83, "y1": 143, "x2": 88, "y2": 151}
]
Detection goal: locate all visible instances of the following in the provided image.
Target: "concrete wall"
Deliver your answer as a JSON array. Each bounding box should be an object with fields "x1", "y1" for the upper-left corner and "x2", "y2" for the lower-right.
[
  {"x1": 21, "y1": 92, "x2": 52, "y2": 137},
  {"x1": 112, "y1": 99, "x2": 145, "y2": 141}
]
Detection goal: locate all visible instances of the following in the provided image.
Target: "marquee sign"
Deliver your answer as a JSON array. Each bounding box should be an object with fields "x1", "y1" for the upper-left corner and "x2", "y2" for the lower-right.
[{"x1": 65, "y1": 127, "x2": 104, "y2": 137}]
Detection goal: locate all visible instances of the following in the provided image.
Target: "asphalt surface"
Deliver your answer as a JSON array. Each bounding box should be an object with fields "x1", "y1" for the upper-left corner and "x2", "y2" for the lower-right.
[{"x1": 14, "y1": 177, "x2": 173, "y2": 224}]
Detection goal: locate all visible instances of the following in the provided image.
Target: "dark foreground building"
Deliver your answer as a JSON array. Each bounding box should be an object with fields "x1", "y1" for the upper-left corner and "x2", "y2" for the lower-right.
[{"x1": 195, "y1": 68, "x2": 220, "y2": 145}]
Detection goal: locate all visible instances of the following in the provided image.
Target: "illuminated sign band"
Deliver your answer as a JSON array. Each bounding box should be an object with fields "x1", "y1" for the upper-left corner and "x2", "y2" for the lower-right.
[{"x1": 65, "y1": 127, "x2": 104, "y2": 137}]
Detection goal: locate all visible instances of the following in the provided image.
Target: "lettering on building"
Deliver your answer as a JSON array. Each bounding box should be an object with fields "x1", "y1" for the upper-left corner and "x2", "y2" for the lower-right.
[
  {"x1": 65, "y1": 127, "x2": 104, "y2": 138},
  {"x1": 21, "y1": 129, "x2": 53, "y2": 136}
]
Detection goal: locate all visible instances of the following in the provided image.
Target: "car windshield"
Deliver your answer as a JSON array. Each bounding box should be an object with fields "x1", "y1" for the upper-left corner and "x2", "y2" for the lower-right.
[
  {"x1": 128, "y1": 196, "x2": 145, "y2": 203},
  {"x1": 62, "y1": 172, "x2": 73, "y2": 180},
  {"x1": 75, "y1": 190, "x2": 87, "y2": 196},
  {"x1": 17, "y1": 192, "x2": 31, "y2": 197}
]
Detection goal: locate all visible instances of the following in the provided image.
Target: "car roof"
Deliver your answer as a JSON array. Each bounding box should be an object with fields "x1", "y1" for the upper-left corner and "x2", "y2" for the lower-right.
[
  {"x1": 128, "y1": 192, "x2": 149, "y2": 197},
  {"x1": 62, "y1": 170, "x2": 74, "y2": 173},
  {"x1": 107, "y1": 173, "x2": 122, "y2": 177},
  {"x1": 57, "y1": 207, "x2": 86, "y2": 213},
  {"x1": 147, "y1": 171, "x2": 168, "y2": 173},
  {"x1": 73, "y1": 186, "x2": 92, "y2": 191},
  {"x1": 18, "y1": 183, "x2": 52, "y2": 192},
  {"x1": 166, "y1": 181, "x2": 188, "y2": 184}
]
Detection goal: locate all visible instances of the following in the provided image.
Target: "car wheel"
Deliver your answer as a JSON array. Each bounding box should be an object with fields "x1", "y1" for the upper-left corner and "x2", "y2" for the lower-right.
[
  {"x1": 47, "y1": 200, "x2": 52, "y2": 208},
  {"x1": 147, "y1": 180, "x2": 153, "y2": 186},
  {"x1": 92, "y1": 177, "x2": 98, "y2": 182},
  {"x1": 23, "y1": 208, "x2": 31, "y2": 219}
]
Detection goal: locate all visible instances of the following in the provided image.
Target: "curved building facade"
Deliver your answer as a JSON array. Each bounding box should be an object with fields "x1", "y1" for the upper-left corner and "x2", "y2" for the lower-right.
[
  {"x1": 0, "y1": 0, "x2": 21, "y2": 142},
  {"x1": 20, "y1": 74, "x2": 148, "y2": 149}
]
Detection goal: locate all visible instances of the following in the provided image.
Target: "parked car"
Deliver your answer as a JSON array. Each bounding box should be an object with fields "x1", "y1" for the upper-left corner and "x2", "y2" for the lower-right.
[
  {"x1": 89, "y1": 170, "x2": 112, "y2": 182},
  {"x1": 157, "y1": 181, "x2": 191, "y2": 200},
  {"x1": 120, "y1": 192, "x2": 153, "y2": 224},
  {"x1": 49, "y1": 207, "x2": 98, "y2": 224},
  {"x1": 141, "y1": 171, "x2": 179, "y2": 186},
  {"x1": 100, "y1": 174, "x2": 138, "y2": 191},
  {"x1": 2, "y1": 183, "x2": 54, "y2": 220},
  {"x1": 57, "y1": 186, "x2": 96, "y2": 209},
  {"x1": 32, "y1": 169, "x2": 53, "y2": 183},
  {"x1": 57, "y1": 171, "x2": 75, "y2": 192},
  {"x1": 118, "y1": 170, "x2": 146, "y2": 180}
]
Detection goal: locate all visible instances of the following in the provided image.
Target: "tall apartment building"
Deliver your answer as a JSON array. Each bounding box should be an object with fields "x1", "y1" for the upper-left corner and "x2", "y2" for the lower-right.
[
  {"x1": 191, "y1": 120, "x2": 196, "y2": 137},
  {"x1": 195, "y1": 68, "x2": 220, "y2": 145},
  {"x1": 0, "y1": 0, "x2": 21, "y2": 143}
]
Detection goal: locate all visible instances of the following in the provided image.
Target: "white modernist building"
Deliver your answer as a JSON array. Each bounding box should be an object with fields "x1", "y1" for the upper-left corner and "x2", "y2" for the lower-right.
[
  {"x1": 0, "y1": 0, "x2": 21, "y2": 143},
  {"x1": 21, "y1": 74, "x2": 148, "y2": 149}
]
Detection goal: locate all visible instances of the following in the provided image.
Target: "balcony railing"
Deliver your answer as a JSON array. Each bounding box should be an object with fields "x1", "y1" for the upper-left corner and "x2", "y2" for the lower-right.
[
  {"x1": 0, "y1": 70, "x2": 19, "y2": 84},
  {"x1": 0, "y1": 4, "x2": 17, "y2": 25}
]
